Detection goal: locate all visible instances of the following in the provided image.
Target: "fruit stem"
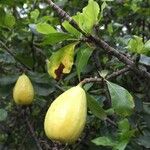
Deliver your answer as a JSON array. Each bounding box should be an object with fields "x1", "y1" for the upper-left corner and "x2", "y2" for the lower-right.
[{"x1": 77, "y1": 82, "x2": 83, "y2": 87}]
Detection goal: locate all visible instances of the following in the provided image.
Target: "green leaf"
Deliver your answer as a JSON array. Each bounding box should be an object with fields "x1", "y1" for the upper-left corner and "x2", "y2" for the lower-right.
[
  {"x1": 0, "y1": 0, "x2": 14, "y2": 5},
  {"x1": 127, "y1": 36, "x2": 145, "y2": 54},
  {"x1": 118, "y1": 119, "x2": 130, "y2": 134},
  {"x1": 0, "y1": 85, "x2": 13, "y2": 97},
  {"x1": 0, "y1": 75, "x2": 18, "y2": 85},
  {"x1": 83, "y1": 82, "x2": 94, "y2": 91},
  {"x1": 136, "y1": 136, "x2": 150, "y2": 148},
  {"x1": 0, "y1": 8, "x2": 5, "y2": 27},
  {"x1": 62, "y1": 19, "x2": 81, "y2": 37},
  {"x1": 107, "y1": 81, "x2": 135, "y2": 116},
  {"x1": 99, "y1": 70, "x2": 109, "y2": 78},
  {"x1": 87, "y1": 94, "x2": 107, "y2": 120},
  {"x1": 139, "y1": 55, "x2": 150, "y2": 66},
  {"x1": 99, "y1": 1, "x2": 107, "y2": 21},
  {"x1": 143, "y1": 102, "x2": 150, "y2": 115},
  {"x1": 62, "y1": 0, "x2": 100, "y2": 35},
  {"x1": 107, "y1": 23, "x2": 113, "y2": 35},
  {"x1": 42, "y1": 32, "x2": 73, "y2": 45},
  {"x1": 115, "y1": 141, "x2": 129, "y2": 150},
  {"x1": 36, "y1": 23, "x2": 57, "y2": 34},
  {"x1": 30, "y1": 9, "x2": 39, "y2": 21},
  {"x1": 75, "y1": 0, "x2": 100, "y2": 33},
  {"x1": 0, "y1": 109, "x2": 8, "y2": 121},
  {"x1": 76, "y1": 47, "x2": 93, "y2": 80},
  {"x1": 92, "y1": 136, "x2": 116, "y2": 147},
  {"x1": 114, "y1": 119, "x2": 135, "y2": 150},
  {"x1": 16, "y1": 54, "x2": 34, "y2": 68},
  {"x1": 144, "y1": 40, "x2": 150, "y2": 55},
  {"x1": 47, "y1": 42, "x2": 78, "y2": 79},
  {"x1": 34, "y1": 84, "x2": 54, "y2": 96},
  {"x1": 4, "y1": 13, "x2": 15, "y2": 28}
]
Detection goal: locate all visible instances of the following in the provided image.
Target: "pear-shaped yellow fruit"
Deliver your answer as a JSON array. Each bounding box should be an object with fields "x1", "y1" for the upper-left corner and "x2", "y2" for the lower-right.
[
  {"x1": 44, "y1": 85, "x2": 87, "y2": 143},
  {"x1": 13, "y1": 74, "x2": 34, "y2": 105}
]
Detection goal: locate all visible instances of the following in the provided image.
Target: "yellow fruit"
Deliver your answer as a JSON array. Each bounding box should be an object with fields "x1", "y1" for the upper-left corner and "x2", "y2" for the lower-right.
[
  {"x1": 44, "y1": 85, "x2": 87, "y2": 143},
  {"x1": 13, "y1": 74, "x2": 34, "y2": 105}
]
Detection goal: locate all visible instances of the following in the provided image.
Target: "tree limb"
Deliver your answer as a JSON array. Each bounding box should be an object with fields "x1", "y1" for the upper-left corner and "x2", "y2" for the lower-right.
[{"x1": 46, "y1": 0, "x2": 150, "y2": 79}]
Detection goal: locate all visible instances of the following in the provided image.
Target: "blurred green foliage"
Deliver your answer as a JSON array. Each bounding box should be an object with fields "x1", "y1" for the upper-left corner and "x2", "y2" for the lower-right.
[{"x1": 0, "y1": 0, "x2": 150, "y2": 149}]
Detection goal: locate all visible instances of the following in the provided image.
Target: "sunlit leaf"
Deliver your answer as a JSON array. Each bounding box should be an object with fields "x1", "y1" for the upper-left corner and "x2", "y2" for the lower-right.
[
  {"x1": 30, "y1": 9, "x2": 39, "y2": 21},
  {"x1": 127, "y1": 36, "x2": 146, "y2": 54},
  {"x1": 36, "y1": 23, "x2": 57, "y2": 34},
  {"x1": 4, "y1": 13, "x2": 15, "y2": 28},
  {"x1": 115, "y1": 119, "x2": 135, "y2": 150},
  {"x1": 42, "y1": 32, "x2": 73, "y2": 45},
  {"x1": 118, "y1": 119, "x2": 130, "y2": 134},
  {"x1": 92, "y1": 136, "x2": 116, "y2": 147},
  {"x1": 47, "y1": 42, "x2": 78, "y2": 79},
  {"x1": 62, "y1": 19, "x2": 81, "y2": 37},
  {"x1": 74, "y1": 0, "x2": 100, "y2": 33},
  {"x1": 115, "y1": 141, "x2": 129, "y2": 150}
]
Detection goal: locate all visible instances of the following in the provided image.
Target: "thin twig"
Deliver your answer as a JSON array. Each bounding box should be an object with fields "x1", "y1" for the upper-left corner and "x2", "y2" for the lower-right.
[
  {"x1": 18, "y1": 131, "x2": 30, "y2": 150},
  {"x1": 25, "y1": 108, "x2": 43, "y2": 150},
  {"x1": 107, "y1": 66, "x2": 130, "y2": 79},
  {"x1": 80, "y1": 66, "x2": 130, "y2": 85},
  {"x1": 26, "y1": 118, "x2": 43, "y2": 150},
  {"x1": 30, "y1": 34, "x2": 36, "y2": 71},
  {"x1": 106, "y1": 118, "x2": 118, "y2": 128},
  {"x1": 80, "y1": 77, "x2": 102, "y2": 85}
]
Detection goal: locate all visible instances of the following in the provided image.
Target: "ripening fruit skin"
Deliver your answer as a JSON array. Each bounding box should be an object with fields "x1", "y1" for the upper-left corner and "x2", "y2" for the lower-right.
[
  {"x1": 44, "y1": 85, "x2": 87, "y2": 144},
  {"x1": 13, "y1": 74, "x2": 34, "y2": 105}
]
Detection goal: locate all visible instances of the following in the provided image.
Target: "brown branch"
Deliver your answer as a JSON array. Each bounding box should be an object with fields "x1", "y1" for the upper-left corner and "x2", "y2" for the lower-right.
[
  {"x1": 88, "y1": 36, "x2": 150, "y2": 79},
  {"x1": 107, "y1": 66, "x2": 130, "y2": 79},
  {"x1": 46, "y1": 0, "x2": 86, "y2": 36},
  {"x1": 80, "y1": 66, "x2": 130, "y2": 85},
  {"x1": 80, "y1": 77, "x2": 102, "y2": 85},
  {"x1": 46, "y1": 0, "x2": 150, "y2": 79},
  {"x1": 106, "y1": 118, "x2": 118, "y2": 128}
]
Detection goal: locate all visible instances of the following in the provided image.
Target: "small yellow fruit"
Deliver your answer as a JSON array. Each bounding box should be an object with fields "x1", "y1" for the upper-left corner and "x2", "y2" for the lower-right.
[
  {"x1": 13, "y1": 74, "x2": 34, "y2": 105},
  {"x1": 44, "y1": 85, "x2": 87, "y2": 143}
]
